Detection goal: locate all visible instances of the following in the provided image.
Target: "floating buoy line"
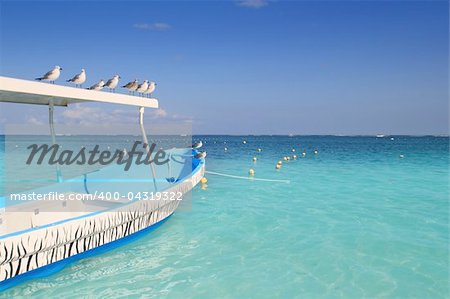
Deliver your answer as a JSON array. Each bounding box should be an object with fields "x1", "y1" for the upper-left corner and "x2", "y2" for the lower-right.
[
  {"x1": 202, "y1": 142, "x2": 324, "y2": 184},
  {"x1": 205, "y1": 171, "x2": 290, "y2": 184}
]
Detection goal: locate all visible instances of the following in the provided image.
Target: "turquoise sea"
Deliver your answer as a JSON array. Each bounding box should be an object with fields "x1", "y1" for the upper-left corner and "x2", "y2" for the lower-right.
[{"x1": 1, "y1": 135, "x2": 449, "y2": 298}]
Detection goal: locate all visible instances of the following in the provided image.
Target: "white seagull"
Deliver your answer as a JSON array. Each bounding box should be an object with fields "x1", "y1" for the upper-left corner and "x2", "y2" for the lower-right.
[
  {"x1": 195, "y1": 151, "x2": 207, "y2": 159},
  {"x1": 87, "y1": 79, "x2": 105, "y2": 91},
  {"x1": 136, "y1": 80, "x2": 149, "y2": 96},
  {"x1": 35, "y1": 65, "x2": 62, "y2": 84},
  {"x1": 104, "y1": 75, "x2": 120, "y2": 92},
  {"x1": 144, "y1": 81, "x2": 157, "y2": 98},
  {"x1": 192, "y1": 141, "x2": 203, "y2": 149},
  {"x1": 66, "y1": 68, "x2": 86, "y2": 88},
  {"x1": 122, "y1": 79, "x2": 138, "y2": 95}
]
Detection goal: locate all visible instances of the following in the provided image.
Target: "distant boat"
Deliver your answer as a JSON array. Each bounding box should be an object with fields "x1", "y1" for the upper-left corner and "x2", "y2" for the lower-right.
[{"x1": 376, "y1": 134, "x2": 385, "y2": 138}]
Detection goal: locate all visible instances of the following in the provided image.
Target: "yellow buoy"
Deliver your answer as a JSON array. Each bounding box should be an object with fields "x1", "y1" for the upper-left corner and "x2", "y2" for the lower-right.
[
  {"x1": 201, "y1": 177, "x2": 208, "y2": 184},
  {"x1": 248, "y1": 168, "x2": 255, "y2": 176},
  {"x1": 293, "y1": 155, "x2": 297, "y2": 159},
  {"x1": 252, "y1": 156, "x2": 257, "y2": 162},
  {"x1": 275, "y1": 164, "x2": 281, "y2": 170},
  {"x1": 286, "y1": 156, "x2": 291, "y2": 161},
  {"x1": 277, "y1": 160, "x2": 282, "y2": 165}
]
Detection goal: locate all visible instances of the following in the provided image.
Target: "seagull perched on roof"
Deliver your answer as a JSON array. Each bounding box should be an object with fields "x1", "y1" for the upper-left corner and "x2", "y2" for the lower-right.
[
  {"x1": 136, "y1": 80, "x2": 149, "y2": 96},
  {"x1": 87, "y1": 79, "x2": 105, "y2": 91},
  {"x1": 192, "y1": 141, "x2": 203, "y2": 149},
  {"x1": 195, "y1": 151, "x2": 207, "y2": 159},
  {"x1": 66, "y1": 69, "x2": 86, "y2": 88},
  {"x1": 122, "y1": 79, "x2": 138, "y2": 95},
  {"x1": 144, "y1": 81, "x2": 157, "y2": 98},
  {"x1": 35, "y1": 65, "x2": 62, "y2": 84},
  {"x1": 104, "y1": 75, "x2": 120, "y2": 92}
]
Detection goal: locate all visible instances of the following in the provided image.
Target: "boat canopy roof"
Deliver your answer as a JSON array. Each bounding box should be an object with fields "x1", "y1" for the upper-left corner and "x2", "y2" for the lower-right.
[{"x1": 0, "y1": 76, "x2": 158, "y2": 108}]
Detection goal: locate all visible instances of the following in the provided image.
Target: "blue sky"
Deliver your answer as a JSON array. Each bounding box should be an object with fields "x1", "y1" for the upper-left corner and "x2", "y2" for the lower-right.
[{"x1": 0, "y1": 0, "x2": 448, "y2": 135}]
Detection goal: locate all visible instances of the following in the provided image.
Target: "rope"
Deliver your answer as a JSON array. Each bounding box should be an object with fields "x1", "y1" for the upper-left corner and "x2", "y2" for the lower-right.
[{"x1": 205, "y1": 171, "x2": 290, "y2": 184}]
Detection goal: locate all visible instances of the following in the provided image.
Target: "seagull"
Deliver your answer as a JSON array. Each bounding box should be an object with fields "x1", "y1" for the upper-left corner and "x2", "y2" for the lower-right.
[
  {"x1": 144, "y1": 81, "x2": 157, "y2": 98},
  {"x1": 66, "y1": 68, "x2": 86, "y2": 88},
  {"x1": 136, "y1": 80, "x2": 149, "y2": 96},
  {"x1": 195, "y1": 151, "x2": 207, "y2": 159},
  {"x1": 122, "y1": 79, "x2": 138, "y2": 95},
  {"x1": 192, "y1": 141, "x2": 203, "y2": 149},
  {"x1": 87, "y1": 79, "x2": 105, "y2": 91},
  {"x1": 104, "y1": 75, "x2": 120, "y2": 92},
  {"x1": 35, "y1": 65, "x2": 62, "y2": 84}
]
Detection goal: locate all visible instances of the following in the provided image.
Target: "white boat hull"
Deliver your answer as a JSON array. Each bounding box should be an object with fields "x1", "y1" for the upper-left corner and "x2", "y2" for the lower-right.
[{"x1": 0, "y1": 164, "x2": 204, "y2": 284}]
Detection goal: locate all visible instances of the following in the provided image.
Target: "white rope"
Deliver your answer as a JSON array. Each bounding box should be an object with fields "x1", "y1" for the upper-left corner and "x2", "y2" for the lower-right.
[{"x1": 205, "y1": 171, "x2": 290, "y2": 184}]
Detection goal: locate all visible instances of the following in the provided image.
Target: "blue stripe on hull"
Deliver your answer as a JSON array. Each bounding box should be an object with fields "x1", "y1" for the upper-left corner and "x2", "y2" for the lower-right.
[{"x1": 0, "y1": 214, "x2": 172, "y2": 292}]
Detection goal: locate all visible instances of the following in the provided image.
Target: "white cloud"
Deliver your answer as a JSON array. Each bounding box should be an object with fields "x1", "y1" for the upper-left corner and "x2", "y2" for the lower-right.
[
  {"x1": 151, "y1": 109, "x2": 168, "y2": 118},
  {"x1": 236, "y1": 0, "x2": 268, "y2": 8},
  {"x1": 27, "y1": 116, "x2": 45, "y2": 125},
  {"x1": 133, "y1": 22, "x2": 171, "y2": 31},
  {"x1": 61, "y1": 104, "x2": 123, "y2": 125},
  {"x1": 59, "y1": 105, "x2": 191, "y2": 126},
  {"x1": 174, "y1": 54, "x2": 184, "y2": 61},
  {"x1": 147, "y1": 108, "x2": 194, "y2": 123}
]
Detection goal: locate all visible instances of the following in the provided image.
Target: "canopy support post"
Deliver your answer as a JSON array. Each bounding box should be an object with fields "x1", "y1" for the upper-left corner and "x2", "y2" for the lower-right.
[
  {"x1": 139, "y1": 106, "x2": 158, "y2": 191},
  {"x1": 49, "y1": 99, "x2": 62, "y2": 182}
]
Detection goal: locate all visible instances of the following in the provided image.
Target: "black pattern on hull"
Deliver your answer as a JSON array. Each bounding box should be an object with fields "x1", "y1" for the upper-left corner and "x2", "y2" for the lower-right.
[{"x1": 0, "y1": 166, "x2": 205, "y2": 282}]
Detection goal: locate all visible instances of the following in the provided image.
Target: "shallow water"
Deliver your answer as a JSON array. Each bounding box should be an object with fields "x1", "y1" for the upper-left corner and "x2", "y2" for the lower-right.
[{"x1": 1, "y1": 136, "x2": 449, "y2": 298}]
